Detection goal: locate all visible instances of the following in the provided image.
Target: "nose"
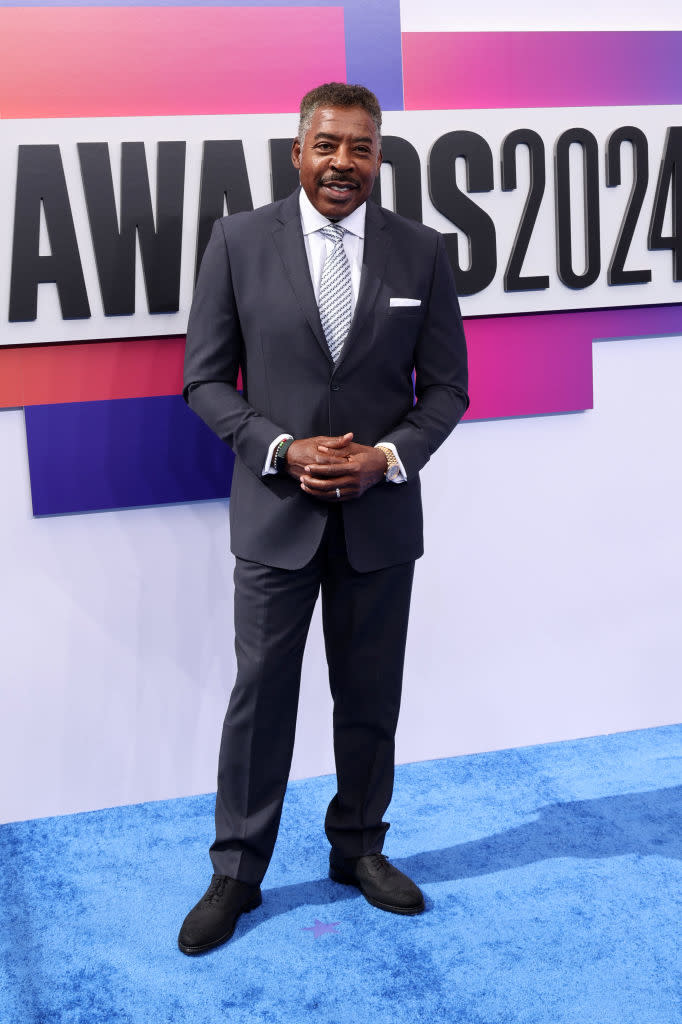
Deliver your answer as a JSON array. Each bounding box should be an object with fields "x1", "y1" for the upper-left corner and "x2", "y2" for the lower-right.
[{"x1": 330, "y1": 144, "x2": 353, "y2": 171}]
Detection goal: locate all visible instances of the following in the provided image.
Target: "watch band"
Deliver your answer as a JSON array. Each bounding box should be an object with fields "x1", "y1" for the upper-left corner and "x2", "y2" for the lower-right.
[
  {"x1": 376, "y1": 444, "x2": 400, "y2": 480},
  {"x1": 273, "y1": 437, "x2": 294, "y2": 475}
]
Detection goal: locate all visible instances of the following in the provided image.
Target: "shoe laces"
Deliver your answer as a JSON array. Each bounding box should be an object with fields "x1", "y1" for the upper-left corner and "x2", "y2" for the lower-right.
[
  {"x1": 365, "y1": 853, "x2": 391, "y2": 875},
  {"x1": 203, "y1": 876, "x2": 230, "y2": 905}
]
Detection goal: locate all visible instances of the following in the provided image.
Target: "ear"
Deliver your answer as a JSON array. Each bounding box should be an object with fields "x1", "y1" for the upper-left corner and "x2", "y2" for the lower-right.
[{"x1": 291, "y1": 138, "x2": 301, "y2": 170}]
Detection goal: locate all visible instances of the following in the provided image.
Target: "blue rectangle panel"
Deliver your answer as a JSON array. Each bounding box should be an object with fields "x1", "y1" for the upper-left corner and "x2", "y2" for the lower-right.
[{"x1": 25, "y1": 395, "x2": 234, "y2": 515}]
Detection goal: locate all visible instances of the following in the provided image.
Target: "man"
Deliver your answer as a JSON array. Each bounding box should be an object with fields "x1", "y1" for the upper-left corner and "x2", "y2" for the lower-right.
[{"x1": 179, "y1": 82, "x2": 468, "y2": 955}]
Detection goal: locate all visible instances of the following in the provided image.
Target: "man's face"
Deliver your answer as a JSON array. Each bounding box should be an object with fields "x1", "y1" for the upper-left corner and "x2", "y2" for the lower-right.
[{"x1": 292, "y1": 105, "x2": 382, "y2": 220}]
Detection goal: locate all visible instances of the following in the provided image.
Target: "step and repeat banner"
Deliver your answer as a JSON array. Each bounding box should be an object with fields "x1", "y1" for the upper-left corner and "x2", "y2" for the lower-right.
[{"x1": 1, "y1": 4, "x2": 681, "y2": 516}]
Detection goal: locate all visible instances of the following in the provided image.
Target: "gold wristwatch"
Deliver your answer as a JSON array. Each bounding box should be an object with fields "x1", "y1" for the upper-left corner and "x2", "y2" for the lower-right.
[{"x1": 376, "y1": 445, "x2": 401, "y2": 482}]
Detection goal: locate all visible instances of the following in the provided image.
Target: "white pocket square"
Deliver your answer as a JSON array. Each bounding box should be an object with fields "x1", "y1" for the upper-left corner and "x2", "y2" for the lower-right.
[{"x1": 390, "y1": 298, "x2": 421, "y2": 307}]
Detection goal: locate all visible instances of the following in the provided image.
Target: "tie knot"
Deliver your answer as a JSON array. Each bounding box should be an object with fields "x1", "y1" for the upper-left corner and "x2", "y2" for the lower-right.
[{"x1": 320, "y1": 223, "x2": 345, "y2": 245}]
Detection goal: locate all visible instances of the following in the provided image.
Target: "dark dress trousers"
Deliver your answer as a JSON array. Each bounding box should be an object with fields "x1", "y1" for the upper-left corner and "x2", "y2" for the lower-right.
[{"x1": 183, "y1": 189, "x2": 469, "y2": 883}]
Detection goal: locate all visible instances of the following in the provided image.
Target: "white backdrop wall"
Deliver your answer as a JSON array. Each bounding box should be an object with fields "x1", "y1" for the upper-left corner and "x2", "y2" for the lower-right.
[
  {"x1": 1, "y1": 0, "x2": 682, "y2": 823},
  {"x1": 399, "y1": 0, "x2": 682, "y2": 30},
  {"x1": 2, "y1": 336, "x2": 681, "y2": 823}
]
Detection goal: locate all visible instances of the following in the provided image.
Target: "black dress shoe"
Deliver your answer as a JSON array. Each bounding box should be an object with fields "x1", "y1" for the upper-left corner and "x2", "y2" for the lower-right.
[
  {"x1": 329, "y1": 851, "x2": 425, "y2": 915},
  {"x1": 178, "y1": 874, "x2": 262, "y2": 955}
]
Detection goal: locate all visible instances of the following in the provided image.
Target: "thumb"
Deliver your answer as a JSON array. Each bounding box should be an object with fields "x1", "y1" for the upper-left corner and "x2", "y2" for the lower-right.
[{"x1": 320, "y1": 432, "x2": 353, "y2": 449}]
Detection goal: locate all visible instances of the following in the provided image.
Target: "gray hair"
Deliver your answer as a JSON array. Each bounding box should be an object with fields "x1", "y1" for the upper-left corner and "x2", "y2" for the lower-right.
[{"x1": 297, "y1": 82, "x2": 382, "y2": 146}]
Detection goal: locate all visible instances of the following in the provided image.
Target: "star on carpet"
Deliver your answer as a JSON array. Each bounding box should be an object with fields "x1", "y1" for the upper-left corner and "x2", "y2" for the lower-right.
[{"x1": 301, "y1": 919, "x2": 340, "y2": 939}]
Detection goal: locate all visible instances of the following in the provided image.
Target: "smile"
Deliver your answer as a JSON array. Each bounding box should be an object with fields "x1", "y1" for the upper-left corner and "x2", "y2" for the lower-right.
[{"x1": 321, "y1": 181, "x2": 358, "y2": 194}]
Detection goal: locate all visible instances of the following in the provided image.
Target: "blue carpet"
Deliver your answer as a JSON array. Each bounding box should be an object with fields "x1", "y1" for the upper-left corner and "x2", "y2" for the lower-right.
[{"x1": 2, "y1": 724, "x2": 681, "y2": 1024}]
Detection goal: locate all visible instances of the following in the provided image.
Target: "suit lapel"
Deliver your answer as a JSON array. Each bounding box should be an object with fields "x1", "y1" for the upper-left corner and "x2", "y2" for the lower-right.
[
  {"x1": 335, "y1": 200, "x2": 389, "y2": 370},
  {"x1": 271, "y1": 191, "x2": 331, "y2": 364},
  {"x1": 271, "y1": 192, "x2": 390, "y2": 370}
]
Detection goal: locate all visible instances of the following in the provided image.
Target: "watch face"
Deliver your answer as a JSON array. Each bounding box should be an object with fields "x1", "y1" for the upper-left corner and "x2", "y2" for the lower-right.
[{"x1": 385, "y1": 464, "x2": 401, "y2": 482}]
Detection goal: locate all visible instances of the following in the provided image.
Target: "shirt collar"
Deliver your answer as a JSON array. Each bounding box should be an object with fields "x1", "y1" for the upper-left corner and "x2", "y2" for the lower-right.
[{"x1": 298, "y1": 187, "x2": 366, "y2": 239}]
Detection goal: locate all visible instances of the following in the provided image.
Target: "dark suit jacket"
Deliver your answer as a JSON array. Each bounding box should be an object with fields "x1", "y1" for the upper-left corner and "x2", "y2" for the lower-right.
[{"x1": 183, "y1": 189, "x2": 469, "y2": 572}]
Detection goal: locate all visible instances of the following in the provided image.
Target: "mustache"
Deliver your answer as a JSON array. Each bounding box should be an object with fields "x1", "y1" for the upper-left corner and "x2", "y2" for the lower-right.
[{"x1": 320, "y1": 175, "x2": 359, "y2": 187}]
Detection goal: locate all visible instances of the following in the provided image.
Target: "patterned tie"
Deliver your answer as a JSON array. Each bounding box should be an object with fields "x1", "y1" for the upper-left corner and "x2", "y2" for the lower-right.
[{"x1": 318, "y1": 223, "x2": 352, "y2": 362}]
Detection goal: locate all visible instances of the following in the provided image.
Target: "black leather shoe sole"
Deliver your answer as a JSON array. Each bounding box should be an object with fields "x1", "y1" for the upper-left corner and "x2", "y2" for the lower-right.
[
  {"x1": 177, "y1": 891, "x2": 262, "y2": 955},
  {"x1": 329, "y1": 865, "x2": 425, "y2": 916}
]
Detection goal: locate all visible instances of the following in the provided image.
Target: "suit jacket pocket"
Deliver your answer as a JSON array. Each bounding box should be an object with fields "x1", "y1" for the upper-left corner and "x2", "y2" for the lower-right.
[{"x1": 385, "y1": 305, "x2": 423, "y2": 318}]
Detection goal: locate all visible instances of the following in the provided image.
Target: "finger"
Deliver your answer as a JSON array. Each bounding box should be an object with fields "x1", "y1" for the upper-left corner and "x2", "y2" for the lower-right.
[
  {"x1": 307, "y1": 451, "x2": 350, "y2": 465},
  {"x1": 300, "y1": 485, "x2": 343, "y2": 502},
  {"x1": 303, "y1": 462, "x2": 352, "y2": 479},
  {"x1": 301, "y1": 481, "x2": 356, "y2": 502},
  {"x1": 300, "y1": 477, "x2": 346, "y2": 492},
  {"x1": 318, "y1": 432, "x2": 353, "y2": 449},
  {"x1": 301, "y1": 479, "x2": 338, "y2": 498},
  {"x1": 301, "y1": 473, "x2": 353, "y2": 492}
]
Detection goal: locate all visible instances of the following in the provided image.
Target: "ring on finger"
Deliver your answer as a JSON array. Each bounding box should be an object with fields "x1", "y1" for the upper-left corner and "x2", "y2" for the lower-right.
[{"x1": 335, "y1": 487, "x2": 341, "y2": 499}]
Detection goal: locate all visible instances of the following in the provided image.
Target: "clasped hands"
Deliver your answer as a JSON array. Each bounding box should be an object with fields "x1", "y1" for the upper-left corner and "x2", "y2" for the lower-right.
[{"x1": 285, "y1": 432, "x2": 387, "y2": 502}]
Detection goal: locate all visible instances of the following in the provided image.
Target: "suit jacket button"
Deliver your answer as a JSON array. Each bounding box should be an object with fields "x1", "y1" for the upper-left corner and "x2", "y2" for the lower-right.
[{"x1": 331, "y1": 384, "x2": 341, "y2": 391}]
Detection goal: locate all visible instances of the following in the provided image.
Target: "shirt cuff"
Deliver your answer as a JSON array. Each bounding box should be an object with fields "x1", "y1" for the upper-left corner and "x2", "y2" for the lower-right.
[
  {"x1": 375, "y1": 442, "x2": 407, "y2": 483},
  {"x1": 263, "y1": 433, "x2": 293, "y2": 476}
]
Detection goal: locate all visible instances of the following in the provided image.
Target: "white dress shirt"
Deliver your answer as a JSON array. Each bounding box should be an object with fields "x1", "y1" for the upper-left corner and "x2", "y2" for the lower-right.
[
  {"x1": 299, "y1": 187, "x2": 365, "y2": 309},
  {"x1": 263, "y1": 190, "x2": 406, "y2": 482}
]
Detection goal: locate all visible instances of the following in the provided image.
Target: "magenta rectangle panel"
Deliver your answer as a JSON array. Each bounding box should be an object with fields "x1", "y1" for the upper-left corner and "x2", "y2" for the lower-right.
[
  {"x1": 464, "y1": 311, "x2": 594, "y2": 422},
  {"x1": 403, "y1": 32, "x2": 682, "y2": 110},
  {"x1": 464, "y1": 304, "x2": 682, "y2": 422},
  {"x1": 0, "y1": 6, "x2": 346, "y2": 118}
]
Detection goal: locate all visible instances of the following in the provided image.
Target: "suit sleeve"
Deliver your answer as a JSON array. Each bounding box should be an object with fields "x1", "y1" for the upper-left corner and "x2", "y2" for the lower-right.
[
  {"x1": 183, "y1": 220, "x2": 285, "y2": 478},
  {"x1": 381, "y1": 233, "x2": 469, "y2": 477}
]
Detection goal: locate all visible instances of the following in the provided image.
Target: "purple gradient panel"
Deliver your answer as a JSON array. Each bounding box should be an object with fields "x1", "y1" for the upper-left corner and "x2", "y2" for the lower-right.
[
  {"x1": 25, "y1": 396, "x2": 234, "y2": 515},
  {"x1": 340, "y1": 0, "x2": 403, "y2": 110},
  {"x1": 403, "y1": 32, "x2": 682, "y2": 110},
  {"x1": 578, "y1": 304, "x2": 682, "y2": 341}
]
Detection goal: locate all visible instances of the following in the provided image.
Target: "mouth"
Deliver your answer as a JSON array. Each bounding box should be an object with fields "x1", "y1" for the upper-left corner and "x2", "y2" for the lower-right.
[{"x1": 320, "y1": 179, "x2": 359, "y2": 198}]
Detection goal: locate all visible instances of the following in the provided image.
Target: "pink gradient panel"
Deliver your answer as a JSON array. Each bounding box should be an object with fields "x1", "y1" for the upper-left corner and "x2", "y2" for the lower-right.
[
  {"x1": 0, "y1": 338, "x2": 184, "y2": 409},
  {"x1": 3, "y1": 307, "x2": 679, "y2": 416},
  {"x1": 0, "y1": 339, "x2": 245, "y2": 410},
  {"x1": 0, "y1": 7, "x2": 346, "y2": 118},
  {"x1": 403, "y1": 32, "x2": 682, "y2": 110}
]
